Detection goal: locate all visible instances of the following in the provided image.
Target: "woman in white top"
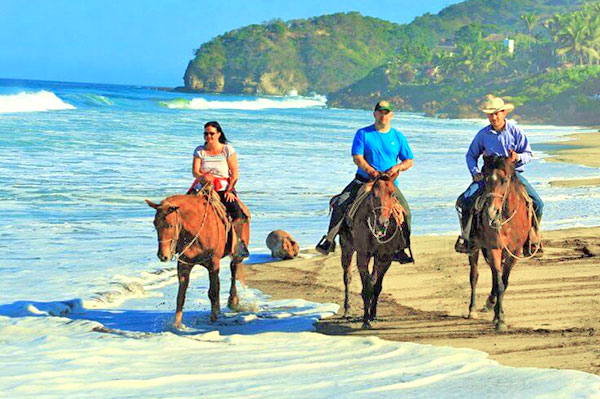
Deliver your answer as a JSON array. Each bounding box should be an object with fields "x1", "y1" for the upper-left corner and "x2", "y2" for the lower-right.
[{"x1": 191, "y1": 121, "x2": 249, "y2": 258}]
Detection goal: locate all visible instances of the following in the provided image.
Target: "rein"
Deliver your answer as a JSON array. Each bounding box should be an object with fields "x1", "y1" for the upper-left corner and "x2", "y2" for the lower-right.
[{"x1": 366, "y1": 190, "x2": 400, "y2": 244}]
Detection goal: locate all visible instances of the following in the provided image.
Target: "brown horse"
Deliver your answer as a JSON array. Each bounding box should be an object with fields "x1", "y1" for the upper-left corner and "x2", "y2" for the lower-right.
[
  {"x1": 146, "y1": 192, "x2": 250, "y2": 328},
  {"x1": 466, "y1": 155, "x2": 532, "y2": 331},
  {"x1": 338, "y1": 171, "x2": 408, "y2": 329}
]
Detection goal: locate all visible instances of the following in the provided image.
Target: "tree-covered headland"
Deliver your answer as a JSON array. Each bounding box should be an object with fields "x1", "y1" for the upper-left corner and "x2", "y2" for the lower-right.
[{"x1": 180, "y1": 0, "x2": 600, "y2": 124}]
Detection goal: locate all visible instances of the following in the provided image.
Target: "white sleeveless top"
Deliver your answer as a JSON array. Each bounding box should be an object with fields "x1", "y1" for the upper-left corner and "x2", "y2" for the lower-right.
[{"x1": 193, "y1": 144, "x2": 235, "y2": 190}]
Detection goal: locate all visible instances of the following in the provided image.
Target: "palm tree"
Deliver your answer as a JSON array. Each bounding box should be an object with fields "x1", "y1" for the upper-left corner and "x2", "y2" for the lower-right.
[
  {"x1": 555, "y1": 13, "x2": 597, "y2": 65},
  {"x1": 520, "y1": 13, "x2": 539, "y2": 50}
]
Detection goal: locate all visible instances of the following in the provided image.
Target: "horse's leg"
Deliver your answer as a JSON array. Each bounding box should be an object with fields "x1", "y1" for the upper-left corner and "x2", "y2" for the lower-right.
[
  {"x1": 340, "y1": 235, "x2": 354, "y2": 318},
  {"x1": 228, "y1": 258, "x2": 240, "y2": 309},
  {"x1": 174, "y1": 262, "x2": 192, "y2": 328},
  {"x1": 489, "y1": 248, "x2": 507, "y2": 331},
  {"x1": 207, "y1": 257, "x2": 221, "y2": 322},
  {"x1": 502, "y1": 253, "x2": 517, "y2": 290},
  {"x1": 356, "y1": 252, "x2": 373, "y2": 329},
  {"x1": 468, "y1": 249, "x2": 480, "y2": 319},
  {"x1": 484, "y1": 259, "x2": 498, "y2": 313},
  {"x1": 369, "y1": 256, "x2": 392, "y2": 321}
]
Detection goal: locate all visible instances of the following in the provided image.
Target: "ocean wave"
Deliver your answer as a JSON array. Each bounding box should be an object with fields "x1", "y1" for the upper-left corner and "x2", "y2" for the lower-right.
[
  {"x1": 62, "y1": 93, "x2": 114, "y2": 106},
  {"x1": 0, "y1": 90, "x2": 75, "y2": 114},
  {"x1": 159, "y1": 94, "x2": 327, "y2": 110}
]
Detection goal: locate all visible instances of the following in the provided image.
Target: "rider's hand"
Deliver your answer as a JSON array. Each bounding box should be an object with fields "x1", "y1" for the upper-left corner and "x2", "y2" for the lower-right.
[
  {"x1": 223, "y1": 191, "x2": 236, "y2": 202},
  {"x1": 202, "y1": 173, "x2": 216, "y2": 184},
  {"x1": 473, "y1": 173, "x2": 484, "y2": 182},
  {"x1": 368, "y1": 169, "x2": 381, "y2": 179},
  {"x1": 385, "y1": 165, "x2": 400, "y2": 174},
  {"x1": 509, "y1": 150, "x2": 519, "y2": 162}
]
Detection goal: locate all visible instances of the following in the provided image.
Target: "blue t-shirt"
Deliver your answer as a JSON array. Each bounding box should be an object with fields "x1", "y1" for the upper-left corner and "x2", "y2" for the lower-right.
[{"x1": 351, "y1": 124, "x2": 414, "y2": 181}]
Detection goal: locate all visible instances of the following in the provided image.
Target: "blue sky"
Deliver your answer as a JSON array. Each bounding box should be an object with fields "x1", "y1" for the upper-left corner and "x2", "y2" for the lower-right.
[{"x1": 1, "y1": 0, "x2": 460, "y2": 87}]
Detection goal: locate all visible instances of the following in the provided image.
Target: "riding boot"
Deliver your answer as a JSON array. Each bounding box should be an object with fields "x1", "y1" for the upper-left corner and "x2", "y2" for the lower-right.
[
  {"x1": 315, "y1": 235, "x2": 336, "y2": 255},
  {"x1": 392, "y1": 248, "x2": 414, "y2": 264},
  {"x1": 524, "y1": 218, "x2": 543, "y2": 257},
  {"x1": 232, "y1": 219, "x2": 250, "y2": 258},
  {"x1": 455, "y1": 211, "x2": 473, "y2": 254}
]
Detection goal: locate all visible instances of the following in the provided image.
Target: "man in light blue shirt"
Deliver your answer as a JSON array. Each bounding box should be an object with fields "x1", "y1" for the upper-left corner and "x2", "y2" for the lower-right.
[
  {"x1": 316, "y1": 100, "x2": 415, "y2": 263},
  {"x1": 455, "y1": 96, "x2": 543, "y2": 254}
]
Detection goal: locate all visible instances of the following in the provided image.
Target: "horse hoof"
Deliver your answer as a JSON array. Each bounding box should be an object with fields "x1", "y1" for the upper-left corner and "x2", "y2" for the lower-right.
[
  {"x1": 495, "y1": 322, "x2": 508, "y2": 332},
  {"x1": 362, "y1": 321, "x2": 372, "y2": 329},
  {"x1": 483, "y1": 299, "x2": 496, "y2": 312},
  {"x1": 228, "y1": 297, "x2": 239, "y2": 309},
  {"x1": 468, "y1": 311, "x2": 478, "y2": 320}
]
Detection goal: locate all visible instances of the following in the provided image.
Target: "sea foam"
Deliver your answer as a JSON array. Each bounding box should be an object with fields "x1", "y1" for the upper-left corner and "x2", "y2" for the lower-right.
[
  {"x1": 0, "y1": 90, "x2": 75, "y2": 113},
  {"x1": 160, "y1": 94, "x2": 326, "y2": 110}
]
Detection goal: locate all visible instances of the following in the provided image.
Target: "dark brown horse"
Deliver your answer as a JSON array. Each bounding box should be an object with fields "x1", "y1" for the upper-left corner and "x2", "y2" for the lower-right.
[
  {"x1": 338, "y1": 171, "x2": 408, "y2": 328},
  {"x1": 466, "y1": 155, "x2": 532, "y2": 331},
  {"x1": 146, "y1": 192, "x2": 250, "y2": 328}
]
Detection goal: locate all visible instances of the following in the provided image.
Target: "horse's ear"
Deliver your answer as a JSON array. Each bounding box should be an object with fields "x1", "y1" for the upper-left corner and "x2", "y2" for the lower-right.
[
  {"x1": 389, "y1": 170, "x2": 400, "y2": 181},
  {"x1": 145, "y1": 199, "x2": 160, "y2": 209}
]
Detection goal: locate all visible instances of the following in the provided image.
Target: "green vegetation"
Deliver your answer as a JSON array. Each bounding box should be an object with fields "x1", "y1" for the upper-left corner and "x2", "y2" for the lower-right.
[
  {"x1": 180, "y1": 0, "x2": 600, "y2": 124},
  {"x1": 328, "y1": 0, "x2": 600, "y2": 124},
  {"x1": 182, "y1": 12, "x2": 424, "y2": 95}
]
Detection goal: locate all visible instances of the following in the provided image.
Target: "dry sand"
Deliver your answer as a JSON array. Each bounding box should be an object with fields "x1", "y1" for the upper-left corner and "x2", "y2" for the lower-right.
[{"x1": 246, "y1": 229, "x2": 600, "y2": 375}]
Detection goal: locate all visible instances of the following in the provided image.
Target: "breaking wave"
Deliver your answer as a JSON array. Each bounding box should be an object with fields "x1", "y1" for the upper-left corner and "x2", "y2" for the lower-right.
[
  {"x1": 160, "y1": 94, "x2": 327, "y2": 110},
  {"x1": 0, "y1": 90, "x2": 75, "y2": 113}
]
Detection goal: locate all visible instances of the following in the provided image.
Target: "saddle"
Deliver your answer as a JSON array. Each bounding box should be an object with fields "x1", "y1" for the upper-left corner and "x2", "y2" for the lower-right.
[
  {"x1": 188, "y1": 181, "x2": 251, "y2": 257},
  {"x1": 456, "y1": 178, "x2": 538, "y2": 253}
]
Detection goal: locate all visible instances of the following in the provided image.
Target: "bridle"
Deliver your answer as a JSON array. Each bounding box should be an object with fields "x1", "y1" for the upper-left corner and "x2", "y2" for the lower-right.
[
  {"x1": 484, "y1": 177, "x2": 517, "y2": 229},
  {"x1": 482, "y1": 172, "x2": 541, "y2": 260},
  {"x1": 157, "y1": 203, "x2": 209, "y2": 265},
  {"x1": 366, "y1": 182, "x2": 400, "y2": 244}
]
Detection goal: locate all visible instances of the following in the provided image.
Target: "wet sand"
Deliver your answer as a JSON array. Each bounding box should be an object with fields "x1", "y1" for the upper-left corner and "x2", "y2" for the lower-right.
[
  {"x1": 246, "y1": 130, "x2": 600, "y2": 375},
  {"x1": 542, "y1": 131, "x2": 600, "y2": 187},
  {"x1": 246, "y1": 228, "x2": 600, "y2": 375}
]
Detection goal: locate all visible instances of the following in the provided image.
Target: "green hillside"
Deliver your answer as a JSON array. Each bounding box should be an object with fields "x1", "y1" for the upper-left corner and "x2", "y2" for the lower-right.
[
  {"x1": 328, "y1": 1, "x2": 600, "y2": 124},
  {"x1": 179, "y1": 0, "x2": 600, "y2": 124},
  {"x1": 181, "y1": 12, "x2": 427, "y2": 95}
]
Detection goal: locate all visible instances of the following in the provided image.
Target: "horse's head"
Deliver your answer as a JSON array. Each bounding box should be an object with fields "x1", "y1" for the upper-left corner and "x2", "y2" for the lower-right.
[
  {"x1": 481, "y1": 155, "x2": 516, "y2": 224},
  {"x1": 369, "y1": 171, "x2": 399, "y2": 226},
  {"x1": 146, "y1": 199, "x2": 180, "y2": 262}
]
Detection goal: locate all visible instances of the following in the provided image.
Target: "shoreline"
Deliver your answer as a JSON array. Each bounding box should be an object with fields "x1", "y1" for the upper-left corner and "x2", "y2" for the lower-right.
[
  {"x1": 246, "y1": 130, "x2": 600, "y2": 376},
  {"x1": 246, "y1": 228, "x2": 600, "y2": 375},
  {"x1": 539, "y1": 131, "x2": 600, "y2": 187}
]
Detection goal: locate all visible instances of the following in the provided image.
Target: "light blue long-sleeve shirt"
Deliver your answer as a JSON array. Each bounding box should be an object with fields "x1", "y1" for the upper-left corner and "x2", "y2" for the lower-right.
[{"x1": 466, "y1": 120, "x2": 532, "y2": 176}]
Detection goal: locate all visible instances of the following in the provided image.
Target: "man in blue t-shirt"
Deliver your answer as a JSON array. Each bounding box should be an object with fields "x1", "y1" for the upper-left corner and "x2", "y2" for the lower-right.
[{"x1": 315, "y1": 100, "x2": 415, "y2": 263}]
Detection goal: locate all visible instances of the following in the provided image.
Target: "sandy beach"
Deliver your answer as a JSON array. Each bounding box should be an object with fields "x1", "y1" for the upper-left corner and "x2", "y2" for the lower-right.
[
  {"x1": 544, "y1": 131, "x2": 600, "y2": 187},
  {"x1": 247, "y1": 131, "x2": 600, "y2": 376}
]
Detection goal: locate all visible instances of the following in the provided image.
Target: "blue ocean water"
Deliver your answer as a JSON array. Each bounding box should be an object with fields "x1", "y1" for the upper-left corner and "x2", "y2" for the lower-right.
[{"x1": 0, "y1": 79, "x2": 599, "y2": 398}]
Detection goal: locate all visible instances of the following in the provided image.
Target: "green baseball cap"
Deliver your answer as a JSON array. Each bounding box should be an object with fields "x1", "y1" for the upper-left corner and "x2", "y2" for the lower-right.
[{"x1": 374, "y1": 100, "x2": 393, "y2": 112}]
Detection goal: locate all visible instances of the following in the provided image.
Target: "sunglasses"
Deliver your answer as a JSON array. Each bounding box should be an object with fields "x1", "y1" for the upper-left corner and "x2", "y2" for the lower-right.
[{"x1": 204, "y1": 132, "x2": 218, "y2": 136}]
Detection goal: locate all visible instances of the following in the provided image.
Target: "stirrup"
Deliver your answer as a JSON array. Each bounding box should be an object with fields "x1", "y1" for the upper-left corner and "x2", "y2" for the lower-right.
[
  {"x1": 392, "y1": 249, "x2": 414, "y2": 264},
  {"x1": 315, "y1": 235, "x2": 335, "y2": 255},
  {"x1": 454, "y1": 236, "x2": 471, "y2": 253}
]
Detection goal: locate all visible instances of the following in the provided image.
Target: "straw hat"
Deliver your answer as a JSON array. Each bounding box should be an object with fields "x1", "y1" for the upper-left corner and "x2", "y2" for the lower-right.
[{"x1": 481, "y1": 96, "x2": 515, "y2": 114}]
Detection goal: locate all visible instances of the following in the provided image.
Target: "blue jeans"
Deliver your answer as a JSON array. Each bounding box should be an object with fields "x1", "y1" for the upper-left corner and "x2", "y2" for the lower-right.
[{"x1": 460, "y1": 172, "x2": 543, "y2": 225}]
